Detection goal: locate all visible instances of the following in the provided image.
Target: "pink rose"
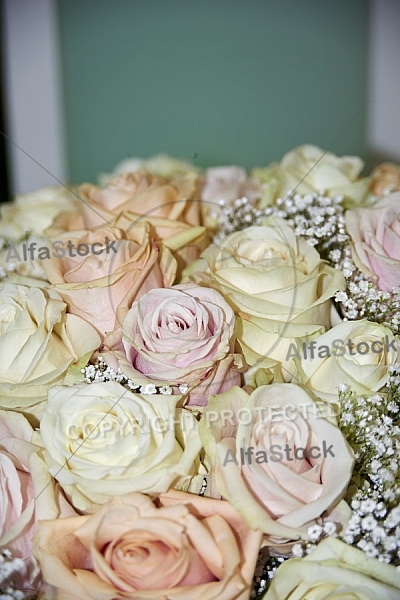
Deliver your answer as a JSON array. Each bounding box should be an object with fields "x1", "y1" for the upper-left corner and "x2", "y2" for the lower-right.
[
  {"x1": 33, "y1": 491, "x2": 262, "y2": 600},
  {"x1": 103, "y1": 284, "x2": 243, "y2": 406},
  {"x1": 200, "y1": 166, "x2": 262, "y2": 231},
  {"x1": 199, "y1": 384, "x2": 354, "y2": 545},
  {"x1": 201, "y1": 166, "x2": 262, "y2": 206},
  {"x1": 346, "y1": 192, "x2": 400, "y2": 291},
  {"x1": 0, "y1": 410, "x2": 75, "y2": 594},
  {"x1": 42, "y1": 223, "x2": 177, "y2": 336}
]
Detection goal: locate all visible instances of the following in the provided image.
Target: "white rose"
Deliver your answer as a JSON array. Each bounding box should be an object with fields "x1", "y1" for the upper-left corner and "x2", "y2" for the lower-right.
[
  {"x1": 0, "y1": 185, "x2": 78, "y2": 242},
  {"x1": 0, "y1": 234, "x2": 48, "y2": 281},
  {"x1": 0, "y1": 281, "x2": 100, "y2": 422},
  {"x1": 294, "y1": 320, "x2": 399, "y2": 405},
  {"x1": 185, "y1": 220, "x2": 344, "y2": 381},
  {"x1": 264, "y1": 537, "x2": 400, "y2": 599},
  {"x1": 37, "y1": 381, "x2": 202, "y2": 513},
  {"x1": 254, "y1": 144, "x2": 370, "y2": 208}
]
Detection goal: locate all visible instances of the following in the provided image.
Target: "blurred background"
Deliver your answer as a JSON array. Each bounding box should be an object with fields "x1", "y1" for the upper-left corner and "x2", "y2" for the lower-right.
[{"x1": 0, "y1": 0, "x2": 399, "y2": 198}]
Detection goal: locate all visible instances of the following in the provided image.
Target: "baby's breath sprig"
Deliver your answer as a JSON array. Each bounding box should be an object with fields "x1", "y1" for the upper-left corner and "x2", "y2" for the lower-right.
[
  {"x1": 0, "y1": 549, "x2": 36, "y2": 600},
  {"x1": 338, "y1": 375, "x2": 400, "y2": 502},
  {"x1": 335, "y1": 372, "x2": 400, "y2": 563},
  {"x1": 340, "y1": 492, "x2": 400, "y2": 565},
  {"x1": 335, "y1": 272, "x2": 400, "y2": 335},
  {"x1": 81, "y1": 356, "x2": 189, "y2": 395},
  {"x1": 213, "y1": 197, "x2": 269, "y2": 243},
  {"x1": 290, "y1": 521, "x2": 339, "y2": 559},
  {"x1": 264, "y1": 191, "x2": 349, "y2": 261}
]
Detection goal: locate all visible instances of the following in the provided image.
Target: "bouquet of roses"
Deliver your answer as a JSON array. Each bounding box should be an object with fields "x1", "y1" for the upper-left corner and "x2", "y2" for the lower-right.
[{"x1": 0, "y1": 145, "x2": 400, "y2": 599}]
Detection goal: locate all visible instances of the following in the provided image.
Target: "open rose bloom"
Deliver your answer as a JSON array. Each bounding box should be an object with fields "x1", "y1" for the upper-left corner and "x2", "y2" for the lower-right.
[
  {"x1": 33, "y1": 491, "x2": 262, "y2": 600},
  {"x1": 200, "y1": 384, "x2": 354, "y2": 545},
  {"x1": 103, "y1": 283, "x2": 244, "y2": 406},
  {"x1": 184, "y1": 220, "x2": 344, "y2": 381}
]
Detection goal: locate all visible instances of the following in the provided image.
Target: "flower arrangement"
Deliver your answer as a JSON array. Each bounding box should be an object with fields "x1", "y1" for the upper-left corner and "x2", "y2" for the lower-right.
[{"x1": 0, "y1": 145, "x2": 399, "y2": 599}]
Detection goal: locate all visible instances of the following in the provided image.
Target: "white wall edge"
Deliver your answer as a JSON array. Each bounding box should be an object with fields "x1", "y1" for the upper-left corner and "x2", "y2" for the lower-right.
[
  {"x1": 368, "y1": 0, "x2": 400, "y2": 163},
  {"x1": 2, "y1": 0, "x2": 67, "y2": 195}
]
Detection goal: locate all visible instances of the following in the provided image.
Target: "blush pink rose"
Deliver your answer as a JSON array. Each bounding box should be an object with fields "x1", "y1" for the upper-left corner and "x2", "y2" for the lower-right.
[
  {"x1": 346, "y1": 192, "x2": 400, "y2": 291},
  {"x1": 103, "y1": 283, "x2": 244, "y2": 406},
  {"x1": 42, "y1": 223, "x2": 177, "y2": 336},
  {"x1": 201, "y1": 166, "x2": 262, "y2": 206},
  {"x1": 199, "y1": 384, "x2": 354, "y2": 545},
  {"x1": 0, "y1": 410, "x2": 75, "y2": 594},
  {"x1": 33, "y1": 491, "x2": 262, "y2": 600}
]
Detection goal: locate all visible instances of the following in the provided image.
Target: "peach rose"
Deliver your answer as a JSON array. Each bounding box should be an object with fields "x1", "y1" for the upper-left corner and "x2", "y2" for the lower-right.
[
  {"x1": 46, "y1": 170, "x2": 202, "y2": 234},
  {"x1": 346, "y1": 192, "x2": 400, "y2": 291},
  {"x1": 199, "y1": 384, "x2": 354, "y2": 544},
  {"x1": 42, "y1": 222, "x2": 176, "y2": 336},
  {"x1": 111, "y1": 211, "x2": 210, "y2": 277},
  {"x1": 33, "y1": 491, "x2": 262, "y2": 600},
  {"x1": 0, "y1": 410, "x2": 75, "y2": 594},
  {"x1": 103, "y1": 284, "x2": 243, "y2": 407},
  {"x1": 370, "y1": 162, "x2": 400, "y2": 198}
]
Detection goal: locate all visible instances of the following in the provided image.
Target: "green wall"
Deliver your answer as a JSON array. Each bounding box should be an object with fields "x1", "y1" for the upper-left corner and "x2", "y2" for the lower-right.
[{"x1": 58, "y1": 0, "x2": 369, "y2": 185}]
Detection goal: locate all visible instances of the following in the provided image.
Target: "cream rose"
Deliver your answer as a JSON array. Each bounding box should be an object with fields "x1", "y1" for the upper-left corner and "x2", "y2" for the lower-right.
[
  {"x1": 264, "y1": 537, "x2": 400, "y2": 599},
  {"x1": 0, "y1": 185, "x2": 78, "y2": 242},
  {"x1": 254, "y1": 144, "x2": 370, "y2": 209},
  {"x1": 0, "y1": 282, "x2": 100, "y2": 422},
  {"x1": 42, "y1": 222, "x2": 177, "y2": 337},
  {"x1": 294, "y1": 320, "x2": 398, "y2": 405},
  {"x1": 37, "y1": 381, "x2": 202, "y2": 513},
  {"x1": 199, "y1": 384, "x2": 353, "y2": 543},
  {"x1": 0, "y1": 234, "x2": 48, "y2": 281},
  {"x1": 34, "y1": 491, "x2": 262, "y2": 600},
  {"x1": 98, "y1": 153, "x2": 200, "y2": 186},
  {"x1": 346, "y1": 192, "x2": 400, "y2": 291},
  {"x1": 0, "y1": 410, "x2": 75, "y2": 595},
  {"x1": 184, "y1": 220, "x2": 344, "y2": 381},
  {"x1": 103, "y1": 284, "x2": 243, "y2": 407}
]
